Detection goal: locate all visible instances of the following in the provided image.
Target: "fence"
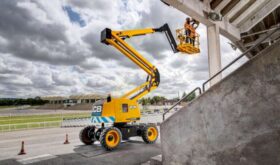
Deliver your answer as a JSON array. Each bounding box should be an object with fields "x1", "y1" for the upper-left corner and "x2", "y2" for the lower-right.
[
  {"x1": 0, "y1": 112, "x2": 166, "y2": 132},
  {"x1": 0, "y1": 113, "x2": 89, "y2": 132},
  {"x1": 0, "y1": 121, "x2": 61, "y2": 132}
]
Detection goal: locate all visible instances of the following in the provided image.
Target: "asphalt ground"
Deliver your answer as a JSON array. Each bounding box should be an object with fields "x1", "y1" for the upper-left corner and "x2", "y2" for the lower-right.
[{"x1": 0, "y1": 127, "x2": 161, "y2": 165}]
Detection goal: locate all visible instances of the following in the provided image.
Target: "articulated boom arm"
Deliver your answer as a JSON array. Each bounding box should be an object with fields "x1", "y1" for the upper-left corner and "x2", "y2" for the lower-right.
[{"x1": 101, "y1": 24, "x2": 178, "y2": 101}]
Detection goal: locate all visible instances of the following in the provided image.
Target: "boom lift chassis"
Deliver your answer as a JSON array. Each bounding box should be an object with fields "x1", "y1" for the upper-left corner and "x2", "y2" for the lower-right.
[{"x1": 79, "y1": 24, "x2": 182, "y2": 150}]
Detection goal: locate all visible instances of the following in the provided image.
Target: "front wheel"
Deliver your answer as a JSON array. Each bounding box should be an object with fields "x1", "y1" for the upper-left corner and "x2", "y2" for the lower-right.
[
  {"x1": 100, "y1": 127, "x2": 122, "y2": 151},
  {"x1": 79, "y1": 126, "x2": 95, "y2": 145},
  {"x1": 142, "y1": 125, "x2": 158, "y2": 144}
]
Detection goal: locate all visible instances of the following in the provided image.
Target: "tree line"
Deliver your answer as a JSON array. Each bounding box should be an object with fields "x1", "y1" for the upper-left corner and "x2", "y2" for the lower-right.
[
  {"x1": 181, "y1": 91, "x2": 196, "y2": 102},
  {"x1": 139, "y1": 96, "x2": 167, "y2": 105},
  {"x1": 0, "y1": 97, "x2": 48, "y2": 106},
  {"x1": 138, "y1": 92, "x2": 196, "y2": 106}
]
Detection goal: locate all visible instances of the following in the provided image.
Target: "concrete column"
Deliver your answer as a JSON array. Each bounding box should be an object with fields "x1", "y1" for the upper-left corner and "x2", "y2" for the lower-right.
[{"x1": 207, "y1": 24, "x2": 222, "y2": 86}]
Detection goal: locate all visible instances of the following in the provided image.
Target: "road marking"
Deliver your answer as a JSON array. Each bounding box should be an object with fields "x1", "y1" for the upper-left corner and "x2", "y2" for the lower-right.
[{"x1": 17, "y1": 154, "x2": 57, "y2": 164}]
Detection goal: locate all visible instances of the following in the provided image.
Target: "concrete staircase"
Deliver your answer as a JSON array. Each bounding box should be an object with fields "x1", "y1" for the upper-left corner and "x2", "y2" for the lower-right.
[{"x1": 160, "y1": 40, "x2": 280, "y2": 164}]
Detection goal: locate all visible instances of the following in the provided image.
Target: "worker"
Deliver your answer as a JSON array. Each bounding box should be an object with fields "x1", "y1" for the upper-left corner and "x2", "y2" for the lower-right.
[
  {"x1": 191, "y1": 18, "x2": 200, "y2": 29},
  {"x1": 107, "y1": 94, "x2": 111, "y2": 102},
  {"x1": 191, "y1": 18, "x2": 200, "y2": 46},
  {"x1": 184, "y1": 17, "x2": 192, "y2": 44}
]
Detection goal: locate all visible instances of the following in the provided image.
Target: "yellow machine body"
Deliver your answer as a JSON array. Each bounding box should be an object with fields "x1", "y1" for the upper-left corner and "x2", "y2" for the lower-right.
[
  {"x1": 91, "y1": 23, "x2": 199, "y2": 124},
  {"x1": 81, "y1": 23, "x2": 200, "y2": 151},
  {"x1": 103, "y1": 98, "x2": 140, "y2": 123}
]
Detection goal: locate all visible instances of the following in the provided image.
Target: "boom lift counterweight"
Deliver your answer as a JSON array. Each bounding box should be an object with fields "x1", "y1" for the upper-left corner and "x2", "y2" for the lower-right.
[{"x1": 79, "y1": 23, "x2": 198, "y2": 150}]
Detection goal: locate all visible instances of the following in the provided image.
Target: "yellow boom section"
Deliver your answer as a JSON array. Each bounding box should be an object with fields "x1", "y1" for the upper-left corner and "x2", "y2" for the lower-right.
[{"x1": 101, "y1": 24, "x2": 179, "y2": 101}]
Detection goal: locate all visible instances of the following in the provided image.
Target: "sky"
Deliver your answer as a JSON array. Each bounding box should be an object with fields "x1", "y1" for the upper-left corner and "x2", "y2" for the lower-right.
[{"x1": 0, "y1": 0, "x2": 248, "y2": 99}]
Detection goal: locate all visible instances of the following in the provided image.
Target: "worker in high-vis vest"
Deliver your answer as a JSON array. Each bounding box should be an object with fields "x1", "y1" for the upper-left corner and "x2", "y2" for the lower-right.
[
  {"x1": 184, "y1": 17, "x2": 192, "y2": 44},
  {"x1": 184, "y1": 17, "x2": 196, "y2": 45},
  {"x1": 191, "y1": 18, "x2": 200, "y2": 46}
]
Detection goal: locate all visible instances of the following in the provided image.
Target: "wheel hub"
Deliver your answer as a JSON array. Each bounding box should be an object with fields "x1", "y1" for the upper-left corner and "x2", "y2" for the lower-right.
[{"x1": 108, "y1": 135, "x2": 114, "y2": 141}]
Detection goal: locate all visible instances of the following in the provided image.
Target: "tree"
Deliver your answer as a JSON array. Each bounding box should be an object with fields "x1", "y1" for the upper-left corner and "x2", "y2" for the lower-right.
[
  {"x1": 138, "y1": 96, "x2": 167, "y2": 105},
  {"x1": 182, "y1": 91, "x2": 196, "y2": 102},
  {"x1": 0, "y1": 97, "x2": 48, "y2": 106}
]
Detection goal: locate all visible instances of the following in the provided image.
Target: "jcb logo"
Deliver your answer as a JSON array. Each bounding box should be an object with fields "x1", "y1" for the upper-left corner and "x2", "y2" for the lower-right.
[{"x1": 93, "y1": 106, "x2": 102, "y2": 113}]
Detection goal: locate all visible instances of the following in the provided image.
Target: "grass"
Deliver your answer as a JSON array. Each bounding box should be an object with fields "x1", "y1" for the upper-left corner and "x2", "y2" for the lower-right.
[
  {"x1": 0, "y1": 105, "x2": 20, "y2": 109},
  {"x1": 0, "y1": 112, "x2": 91, "y2": 132}
]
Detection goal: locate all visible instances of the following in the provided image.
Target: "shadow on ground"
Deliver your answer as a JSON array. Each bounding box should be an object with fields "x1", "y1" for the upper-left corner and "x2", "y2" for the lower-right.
[{"x1": 1, "y1": 139, "x2": 161, "y2": 165}]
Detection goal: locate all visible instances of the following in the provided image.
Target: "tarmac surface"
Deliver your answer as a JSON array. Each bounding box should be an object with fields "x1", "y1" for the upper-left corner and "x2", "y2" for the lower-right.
[{"x1": 0, "y1": 127, "x2": 161, "y2": 165}]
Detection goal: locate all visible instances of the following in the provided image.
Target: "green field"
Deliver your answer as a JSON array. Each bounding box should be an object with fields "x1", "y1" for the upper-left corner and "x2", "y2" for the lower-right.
[
  {"x1": 0, "y1": 112, "x2": 91, "y2": 132},
  {"x1": 0, "y1": 105, "x2": 19, "y2": 109}
]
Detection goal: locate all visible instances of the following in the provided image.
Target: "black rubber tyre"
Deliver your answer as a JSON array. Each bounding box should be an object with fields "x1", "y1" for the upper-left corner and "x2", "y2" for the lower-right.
[
  {"x1": 142, "y1": 125, "x2": 158, "y2": 144},
  {"x1": 94, "y1": 128, "x2": 103, "y2": 141},
  {"x1": 79, "y1": 126, "x2": 95, "y2": 145},
  {"x1": 100, "y1": 127, "x2": 122, "y2": 151}
]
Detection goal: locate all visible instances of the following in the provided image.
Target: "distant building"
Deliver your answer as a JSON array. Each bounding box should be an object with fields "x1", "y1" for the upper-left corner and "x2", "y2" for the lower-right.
[
  {"x1": 41, "y1": 94, "x2": 106, "y2": 107},
  {"x1": 162, "y1": 99, "x2": 179, "y2": 105}
]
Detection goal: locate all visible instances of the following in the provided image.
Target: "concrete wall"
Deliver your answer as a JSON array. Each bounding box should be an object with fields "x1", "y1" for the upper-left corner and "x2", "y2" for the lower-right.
[
  {"x1": 36, "y1": 103, "x2": 64, "y2": 110},
  {"x1": 64, "y1": 103, "x2": 92, "y2": 110},
  {"x1": 160, "y1": 40, "x2": 280, "y2": 165}
]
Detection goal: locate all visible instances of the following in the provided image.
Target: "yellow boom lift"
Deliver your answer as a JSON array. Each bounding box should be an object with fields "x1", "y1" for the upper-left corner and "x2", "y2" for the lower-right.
[{"x1": 79, "y1": 23, "x2": 200, "y2": 150}]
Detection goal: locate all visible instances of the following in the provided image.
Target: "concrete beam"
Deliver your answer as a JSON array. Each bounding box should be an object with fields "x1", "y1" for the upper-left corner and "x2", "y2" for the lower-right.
[
  {"x1": 233, "y1": 0, "x2": 267, "y2": 26},
  {"x1": 207, "y1": 24, "x2": 222, "y2": 85},
  {"x1": 229, "y1": 0, "x2": 256, "y2": 23},
  {"x1": 215, "y1": 20, "x2": 240, "y2": 42},
  {"x1": 226, "y1": 0, "x2": 250, "y2": 19},
  {"x1": 213, "y1": 0, "x2": 231, "y2": 13},
  {"x1": 239, "y1": 0, "x2": 280, "y2": 32},
  {"x1": 221, "y1": 0, "x2": 240, "y2": 16},
  {"x1": 234, "y1": 41, "x2": 254, "y2": 58},
  {"x1": 224, "y1": 0, "x2": 249, "y2": 20},
  {"x1": 244, "y1": 30, "x2": 280, "y2": 47},
  {"x1": 162, "y1": 0, "x2": 241, "y2": 41},
  {"x1": 210, "y1": 0, "x2": 222, "y2": 10}
]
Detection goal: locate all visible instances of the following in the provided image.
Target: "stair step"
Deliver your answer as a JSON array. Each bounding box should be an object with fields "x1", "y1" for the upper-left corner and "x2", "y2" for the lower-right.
[{"x1": 150, "y1": 155, "x2": 162, "y2": 165}]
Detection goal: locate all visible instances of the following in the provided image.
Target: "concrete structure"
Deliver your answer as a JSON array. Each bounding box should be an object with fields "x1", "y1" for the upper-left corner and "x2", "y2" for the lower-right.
[
  {"x1": 41, "y1": 96, "x2": 66, "y2": 104},
  {"x1": 40, "y1": 94, "x2": 106, "y2": 110},
  {"x1": 162, "y1": 0, "x2": 280, "y2": 85},
  {"x1": 69, "y1": 94, "x2": 105, "y2": 104},
  {"x1": 160, "y1": 39, "x2": 280, "y2": 164},
  {"x1": 207, "y1": 24, "x2": 222, "y2": 85}
]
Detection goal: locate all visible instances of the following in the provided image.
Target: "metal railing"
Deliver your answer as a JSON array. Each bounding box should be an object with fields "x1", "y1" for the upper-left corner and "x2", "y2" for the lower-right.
[
  {"x1": 0, "y1": 121, "x2": 62, "y2": 132},
  {"x1": 162, "y1": 25, "x2": 280, "y2": 121},
  {"x1": 203, "y1": 26, "x2": 280, "y2": 92},
  {"x1": 163, "y1": 87, "x2": 201, "y2": 120}
]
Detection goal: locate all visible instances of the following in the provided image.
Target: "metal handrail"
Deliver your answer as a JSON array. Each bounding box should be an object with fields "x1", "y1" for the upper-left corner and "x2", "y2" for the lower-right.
[
  {"x1": 163, "y1": 87, "x2": 201, "y2": 120},
  {"x1": 162, "y1": 25, "x2": 280, "y2": 121},
  {"x1": 202, "y1": 26, "x2": 280, "y2": 92}
]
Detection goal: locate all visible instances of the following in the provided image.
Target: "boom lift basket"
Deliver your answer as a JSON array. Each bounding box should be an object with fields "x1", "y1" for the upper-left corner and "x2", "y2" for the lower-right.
[{"x1": 176, "y1": 28, "x2": 200, "y2": 54}]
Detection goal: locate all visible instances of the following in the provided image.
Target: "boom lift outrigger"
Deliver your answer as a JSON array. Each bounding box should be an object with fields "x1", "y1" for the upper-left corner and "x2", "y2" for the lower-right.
[{"x1": 79, "y1": 24, "x2": 199, "y2": 150}]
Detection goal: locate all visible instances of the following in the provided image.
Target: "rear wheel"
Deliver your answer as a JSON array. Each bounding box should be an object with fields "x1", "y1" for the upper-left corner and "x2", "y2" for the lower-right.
[
  {"x1": 100, "y1": 127, "x2": 122, "y2": 151},
  {"x1": 142, "y1": 125, "x2": 158, "y2": 144},
  {"x1": 79, "y1": 126, "x2": 95, "y2": 145}
]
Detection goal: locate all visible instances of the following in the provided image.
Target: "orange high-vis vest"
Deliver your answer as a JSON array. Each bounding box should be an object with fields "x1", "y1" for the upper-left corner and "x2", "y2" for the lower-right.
[{"x1": 184, "y1": 22, "x2": 195, "y2": 38}]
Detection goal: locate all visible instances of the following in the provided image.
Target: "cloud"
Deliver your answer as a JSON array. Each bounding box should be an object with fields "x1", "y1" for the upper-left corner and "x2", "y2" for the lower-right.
[{"x1": 0, "y1": 0, "x2": 242, "y2": 99}]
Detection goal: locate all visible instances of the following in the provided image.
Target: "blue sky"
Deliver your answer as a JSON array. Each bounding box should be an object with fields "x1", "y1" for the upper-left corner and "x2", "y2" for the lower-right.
[{"x1": 63, "y1": 5, "x2": 86, "y2": 27}]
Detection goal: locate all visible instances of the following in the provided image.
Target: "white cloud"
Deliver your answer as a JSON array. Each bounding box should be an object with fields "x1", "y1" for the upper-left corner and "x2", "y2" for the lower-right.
[{"x1": 0, "y1": 0, "x2": 242, "y2": 99}]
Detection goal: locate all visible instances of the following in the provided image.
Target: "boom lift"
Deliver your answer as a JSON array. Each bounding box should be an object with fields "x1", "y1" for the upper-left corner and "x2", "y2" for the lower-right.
[{"x1": 79, "y1": 23, "x2": 200, "y2": 150}]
